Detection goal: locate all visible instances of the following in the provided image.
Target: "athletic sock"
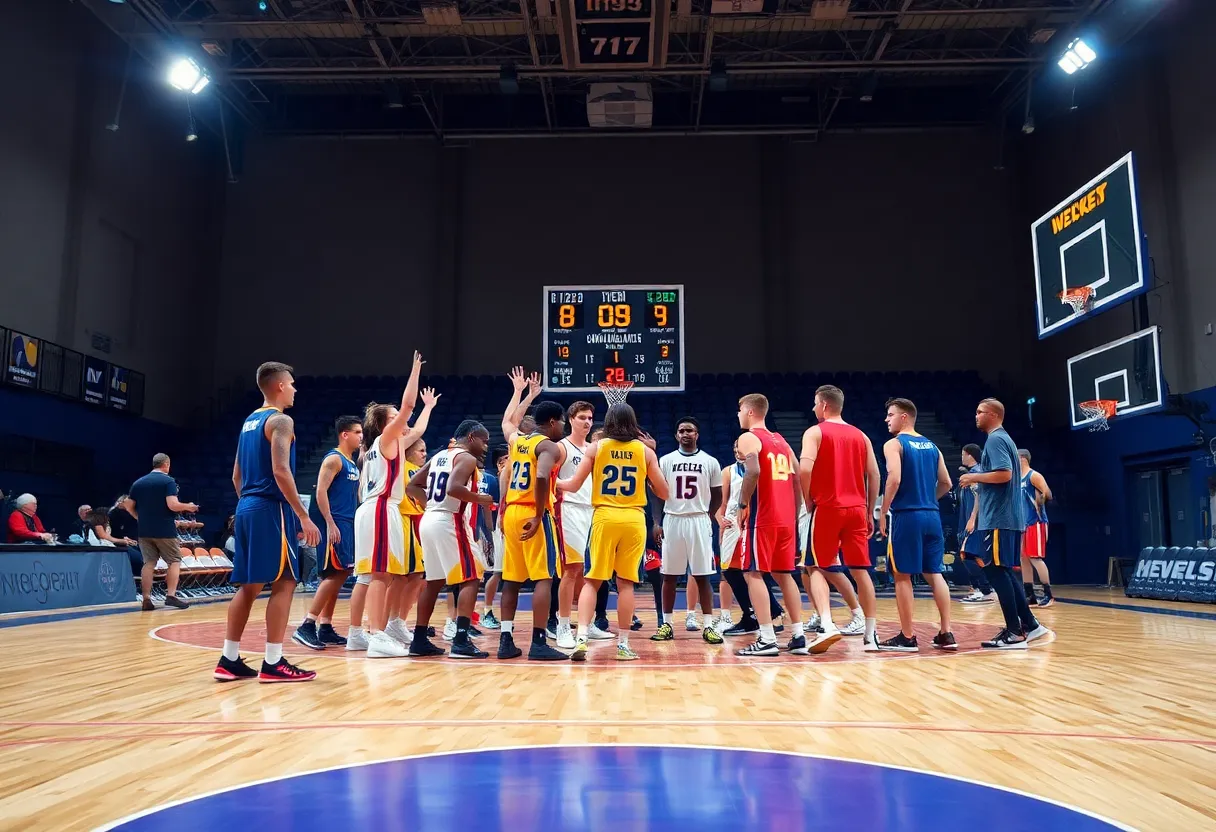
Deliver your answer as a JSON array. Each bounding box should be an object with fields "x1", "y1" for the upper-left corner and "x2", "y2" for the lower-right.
[
  {"x1": 793, "y1": 621, "x2": 805, "y2": 638},
  {"x1": 413, "y1": 625, "x2": 428, "y2": 642},
  {"x1": 502, "y1": 620, "x2": 514, "y2": 634},
  {"x1": 760, "y1": 624, "x2": 776, "y2": 642},
  {"x1": 455, "y1": 615, "x2": 471, "y2": 645},
  {"x1": 304, "y1": 613, "x2": 318, "y2": 623},
  {"x1": 532, "y1": 627, "x2": 546, "y2": 643},
  {"x1": 1023, "y1": 582, "x2": 1035, "y2": 598},
  {"x1": 265, "y1": 643, "x2": 283, "y2": 665},
  {"x1": 577, "y1": 624, "x2": 589, "y2": 640},
  {"x1": 1043, "y1": 583, "x2": 1053, "y2": 599},
  {"x1": 618, "y1": 632, "x2": 629, "y2": 647},
  {"x1": 223, "y1": 640, "x2": 240, "y2": 661},
  {"x1": 864, "y1": 618, "x2": 877, "y2": 641},
  {"x1": 558, "y1": 616, "x2": 571, "y2": 630}
]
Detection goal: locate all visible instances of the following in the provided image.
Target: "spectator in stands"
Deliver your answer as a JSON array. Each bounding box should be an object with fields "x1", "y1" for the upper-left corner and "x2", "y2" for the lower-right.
[
  {"x1": 125, "y1": 453, "x2": 198, "y2": 611},
  {"x1": 86, "y1": 507, "x2": 136, "y2": 548},
  {"x1": 76, "y1": 505, "x2": 93, "y2": 540},
  {"x1": 109, "y1": 495, "x2": 143, "y2": 575},
  {"x1": 217, "y1": 514, "x2": 236, "y2": 555},
  {"x1": 6, "y1": 494, "x2": 53, "y2": 544}
]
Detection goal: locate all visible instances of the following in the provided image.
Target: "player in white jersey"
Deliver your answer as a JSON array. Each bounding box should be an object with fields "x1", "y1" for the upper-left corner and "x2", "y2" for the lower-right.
[
  {"x1": 651, "y1": 418, "x2": 724, "y2": 645},
  {"x1": 352, "y1": 354, "x2": 437, "y2": 659},
  {"x1": 553, "y1": 400, "x2": 605, "y2": 648},
  {"x1": 406, "y1": 420, "x2": 494, "y2": 659}
]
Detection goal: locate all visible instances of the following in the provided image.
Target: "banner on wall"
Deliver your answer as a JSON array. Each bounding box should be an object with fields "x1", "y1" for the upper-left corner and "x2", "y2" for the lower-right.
[
  {"x1": 84, "y1": 355, "x2": 108, "y2": 405},
  {"x1": 1126, "y1": 546, "x2": 1216, "y2": 603},
  {"x1": 6, "y1": 331, "x2": 40, "y2": 389},
  {"x1": 107, "y1": 364, "x2": 130, "y2": 411},
  {"x1": 0, "y1": 549, "x2": 131, "y2": 613}
]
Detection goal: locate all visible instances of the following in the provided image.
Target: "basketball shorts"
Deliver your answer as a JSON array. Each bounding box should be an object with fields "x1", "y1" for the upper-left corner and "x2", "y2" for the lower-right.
[
  {"x1": 959, "y1": 530, "x2": 983, "y2": 559},
  {"x1": 501, "y1": 504, "x2": 562, "y2": 583},
  {"x1": 490, "y1": 527, "x2": 504, "y2": 573},
  {"x1": 797, "y1": 511, "x2": 811, "y2": 568},
  {"x1": 1023, "y1": 522, "x2": 1048, "y2": 559},
  {"x1": 232, "y1": 500, "x2": 299, "y2": 585},
  {"x1": 560, "y1": 502, "x2": 592, "y2": 568},
  {"x1": 740, "y1": 523, "x2": 797, "y2": 574},
  {"x1": 318, "y1": 517, "x2": 356, "y2": 577},
  {"x1": 720, "y1": 517, "x2": 742, "y2": 570},
  {"x1": 403, "y1": 513, "x2": 425, "y2": 574},
  {"x1": 888, "y1": 509, "x2": 945, "y2": 575},
  {"x1": 661, "y1": 513, "x2": 715, "y2": 576},
  {"x1": 354, "y1": 499, "x2": 406, "y2": 576},
  {"x1": 585, "y1": 506, "x2": 646, "y2": 583},
  {"x1": 811, "y1": 505, "x2": 870, "y2": 569},
  {"x1": 419, "y1": 510, "x2": 483, "y2": 584},
  {"x1": 975, "y1": 528, "x2": 1022, "y2": 569}
]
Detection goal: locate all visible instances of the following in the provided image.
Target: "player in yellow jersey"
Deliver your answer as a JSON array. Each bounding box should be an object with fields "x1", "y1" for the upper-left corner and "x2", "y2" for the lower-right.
[
  {"x1": 558, "y1": 403, "x2": 667, "y2": 661},
  {"x1": 496, "y1": 399, "x2": 570, "y2": 661}
]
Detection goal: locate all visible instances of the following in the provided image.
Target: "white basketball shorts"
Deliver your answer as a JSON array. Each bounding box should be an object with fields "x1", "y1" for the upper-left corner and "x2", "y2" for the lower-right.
[{"x1": 661, "y1": 513, "x2": 715, "y2": 577}]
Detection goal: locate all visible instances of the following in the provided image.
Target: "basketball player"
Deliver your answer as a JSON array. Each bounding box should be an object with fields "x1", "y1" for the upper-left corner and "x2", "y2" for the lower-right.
[
  {"x1": 497, "y1": 400, "x2": 569, "y2": 661},
  {"x1": 651, "y1": 418, "x2": 723, "y2": 645},
  {"x1": 1019, "y1": 449, "x2": 1054, "y2": 607},
  {"x1": 559, "y1": 404, "x2": 668, "y2": 661},
  {"x1": 957, "y1": 444, "x2": 995, "y2": 603},
  {"x1": 406, "y1": 420, "x2": 495, "y2": 659},
  {"x1": 799, "y1": 385, "x2": 880, "y2": 654},
  {"x1": 958, "y1": 399, "x2": 1051, "y2": 648},
  {"x1": 354, "y1": 374, "x2": 440, "y2": 658},
  {"x1": 733, "y1": 394, "x2": 805, "y2": 657},
  {"x1": 214, "y1": 361, "x2": 320, "y2": 683},
  {"x1": 292, "y1": 416, "x2": 362, "y2": 650},
  {"x1": 796, "y1": 503, "x2": 865, "y2": 637},
  {"x1": 877, "y1": 398, "x2": 956, "y2": 651}
]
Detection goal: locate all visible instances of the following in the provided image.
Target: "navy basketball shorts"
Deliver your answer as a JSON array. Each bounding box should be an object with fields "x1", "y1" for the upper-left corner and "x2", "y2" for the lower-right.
[
  {"x1": 233, "y1": 500, "x2": 300, "y2": 585},
  {"x1": 318, "y1": 517, "x2": 356, "y2": 577},
  {"x1": 975, "y1": 528, "x2": 1022, "y2": 569},
  {"x1": 888, "y1": 509, "x2": 945, "y2": 575}
]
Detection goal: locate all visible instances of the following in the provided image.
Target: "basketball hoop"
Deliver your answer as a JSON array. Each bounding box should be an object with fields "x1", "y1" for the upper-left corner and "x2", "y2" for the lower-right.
[
  {"x1": 1079, "y1": 399, "x2": 1117, "y2": 432},
  {"x1": 1058, "y1": 286, "x2": 1095, "y2": 316},
  {"x1": 598, "y1": 379, "x2": 634, "y2": 408}
]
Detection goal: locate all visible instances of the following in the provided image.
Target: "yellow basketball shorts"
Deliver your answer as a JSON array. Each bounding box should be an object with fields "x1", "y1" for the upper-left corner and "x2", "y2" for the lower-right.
[
  {"x1": 584, "y1": 506, "x2": 646, "y2": 583},
  {"x1": 402, "y1": 513, "x2": 425, "y2": 574},
  {"x1": 501, "y1": 504, "x2": 561, "y2": 583}
]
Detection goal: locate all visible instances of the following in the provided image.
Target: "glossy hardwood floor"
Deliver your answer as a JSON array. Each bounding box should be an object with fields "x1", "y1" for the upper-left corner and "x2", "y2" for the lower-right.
[{"x1": 1, "y1": 587, "x2": 1214, "y2": 831}]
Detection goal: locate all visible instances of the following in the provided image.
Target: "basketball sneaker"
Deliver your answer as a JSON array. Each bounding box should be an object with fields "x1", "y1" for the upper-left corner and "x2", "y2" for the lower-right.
[
  {"x1": 650, "y1": 622, "x2": 674, "y2": 641},
  {"x1": 785, "y1": 634, "x2": 808, "y2": 655},
  {"x1": 449, "y1": 640, "x2": 489, "y2": 659},
  {"x1": 291, "y1": 620, "x2": 326, "y2": 651},
  {"x1": 468, "y1": 624, "x2": 484, "y2": 638},
  {"x1": 862, "y1": 632, "x2": 881, "y2": 652},
  {"x1": 981, "y1": 629, "x2": 1028, "y2": 649},
  {"x1": 529, "y1": 641, "x2": 570, "y2": 661},
  {"x1": 164, "y1": 595, "x2": 190, "y2": 610},
  {"x1": 805, "y1": 611, "x2": 821, "y2": 631},
  {"x1": 570, "y1": 637, "x2": 589, "y2": 662},
  {"x1": 213, "y1": 655, "x2": 258, "y2": 682},
  {"x1": 443, "y1": 620, "x2": 457, "y2": 641},
  {"x1": 616, "y1": 644, "x2": 640, "y2": 661},
  {"x1": 962, "y1": 591, "x2": 996, "y2": 604},
  {"x1": 712, "y1": 610, "x2": 734, "y2": 634},
  {"x1": 408, "y1": 637, "x2": 445, "y2": 658},
  {"x1": 594, "y1": 616, "x2": 611, "y2": 632},
  {"x1": 841, "y1": 612, "x2": 865, "y2": 636},
  {"x1": 723, "y1": 619, "x2": 760, "y2": 637},
  {"x1": 702, "y1": 626, "x2": 724, "y2": 645},
  {"x1": 878, "y1": 633, "x2": 919, "y2": 653},
  {"x1": 259, "y1": 658, "x2": 317, "y2": 683},
  {"x1": 367, "y1": 631, "x2": 408, "y2": 658},
  {"x1": 345, "y1": 627, "x2": 369, "y2": 651},
  {"x1": 685, "y1": 611, "x2": 699, "y2": 631},
  {"x1": 547, "y1": 618, "x2": 560, "y2": 640},
  {"x1": 808, "y1": 626, "x2": 842, "y2": 654},
  {"x1": 497, "y1": 632, "x2": 522, "y2": 660},
  {"x1": 588, "y1": 623, "x2": 615, "y2": 640},
  {"x1": 631, "y1": 615, "x2": 643, "y2": 631},
  {"x1": 735, "y1": 638, "x2": 779, "y2": 657},
  {"x1": 384, "y1": 618, "x2": 412, "y2": 645},
  {"x1": 556, "y1": 623, "x2": 576, "y2": 650},
  {"x1": 1037, "y1": 596, "x2": 1055, "y2": 608},
  {"x1": 482, "y1": 610, "x2": 501, "y2": 629},
  {"x1": 1025, "y1": 623, "x2": 1053, "y2": 643},
  {"x1": 318, "y1": 624, "x2": 347, "y2": 647},
  {"x1": 932, "y1": 632, "x2": 958, "y2": 651}
]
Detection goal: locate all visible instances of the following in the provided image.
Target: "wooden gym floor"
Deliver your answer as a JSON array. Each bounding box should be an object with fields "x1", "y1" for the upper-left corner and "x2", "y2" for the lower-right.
[{"x1": 1, "y1": 587, "x2": 1214, "y2": 830}]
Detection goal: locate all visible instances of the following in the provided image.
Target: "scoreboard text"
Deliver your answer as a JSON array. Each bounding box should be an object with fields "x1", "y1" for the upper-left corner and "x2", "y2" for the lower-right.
[{"x1": 568, "y1": 0, "x2": 656, "y2": 69}]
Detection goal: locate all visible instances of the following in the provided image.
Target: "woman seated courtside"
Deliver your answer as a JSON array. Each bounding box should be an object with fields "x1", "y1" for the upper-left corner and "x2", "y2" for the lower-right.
[{"x1": 6, "y1": 494, "x2": 53, "y2": 544}]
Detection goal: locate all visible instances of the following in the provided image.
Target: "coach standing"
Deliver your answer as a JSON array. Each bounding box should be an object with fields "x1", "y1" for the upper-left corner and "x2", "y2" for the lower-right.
[{"x1": 126, "y1": 454, "x2": 198, "y2": 611}]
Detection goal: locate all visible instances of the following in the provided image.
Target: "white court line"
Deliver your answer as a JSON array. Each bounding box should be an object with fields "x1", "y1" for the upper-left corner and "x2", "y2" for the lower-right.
[{"x1": 93, "y1": 742, "x2": 1136, "y2": 832}]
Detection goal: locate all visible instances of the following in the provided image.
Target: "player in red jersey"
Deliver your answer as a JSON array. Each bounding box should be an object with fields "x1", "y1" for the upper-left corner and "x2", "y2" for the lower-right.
[
  {"x1": 799, "y1": 384, "x2": 881, "y2": 654},
  {"x1": 734, "y1": 394, "x2": 807, "y2": 658}
]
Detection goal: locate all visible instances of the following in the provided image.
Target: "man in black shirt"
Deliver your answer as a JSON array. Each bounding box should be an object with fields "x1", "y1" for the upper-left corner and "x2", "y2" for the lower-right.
[{"x1": 126, "y1": 454, "x2": 198, "y2": 610}]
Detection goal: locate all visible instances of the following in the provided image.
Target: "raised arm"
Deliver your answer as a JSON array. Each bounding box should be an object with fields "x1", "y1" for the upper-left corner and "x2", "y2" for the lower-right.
[
  {"x1": 314, "y1": 453, "x2": 343, "y2": 541},
  {"x1": 268, "y1": 413, "x2": 320, "y2": 547},
  {"x1": 558, "y1": 441, "x2": 598, "y2": 493},
  {"x1": 798, "y1": 425, "x2": 822, "y2": 507},
  {"x1": 400, "y1": 387, "x2": 441, "y2": 449},
  {"x1": 501, "y1": 366, "x2": 530, "y2": 443},
  {"x1": 644, "y1": 446, "x2": 669, "y2": 502},
  {"x1": 400, "y1": 350, "x2": 424, "y2": 422}
]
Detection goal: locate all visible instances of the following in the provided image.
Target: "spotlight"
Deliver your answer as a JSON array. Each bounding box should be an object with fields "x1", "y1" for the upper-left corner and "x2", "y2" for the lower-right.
[
  {"x1": 167, "y1": 57, "x2": 210, "y2": 95},
  {"x1": 258, "y1": 0, "x2": 268, "y2": 10},
  {"x1": 1057, "y1": 38, "x2": 1096, "y2": 75},
  {"x1": 1021, "y1": 115, "x2": 1035, "y2": 135}
]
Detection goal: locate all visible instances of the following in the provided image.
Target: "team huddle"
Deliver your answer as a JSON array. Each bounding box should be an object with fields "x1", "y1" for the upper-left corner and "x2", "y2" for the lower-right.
[{"x1": 212, "y1": 357, "x2": 1054, "y2": 681}]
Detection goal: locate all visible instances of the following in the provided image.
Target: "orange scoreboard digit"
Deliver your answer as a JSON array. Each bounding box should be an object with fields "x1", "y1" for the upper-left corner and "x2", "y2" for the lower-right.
[{"x1": 543, "y1": 284, "x2": 684, "y2": 393}]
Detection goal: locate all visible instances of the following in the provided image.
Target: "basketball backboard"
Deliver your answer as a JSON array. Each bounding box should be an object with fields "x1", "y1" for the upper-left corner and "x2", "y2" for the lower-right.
[
  {"x1": 1066, "y1": 326, "x2": 1164, "y2": 429},
  {"x1": 1033, "y1": 152, "x2": 1150, "y2": 338}
]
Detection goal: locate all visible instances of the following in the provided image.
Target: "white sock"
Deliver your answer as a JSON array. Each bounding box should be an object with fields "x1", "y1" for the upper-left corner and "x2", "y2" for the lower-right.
[
  {"x1": 502, "y1": 620, "x2": 514, "y2": 634},
  {"x1": 265, "y1": 643, "x2": 283, "y2": 664},
  {"x1": 445, "y1": 618, "x2": 454, "y2": 627},
  {"x1": 305, "y1": 613, "x2": 318, "y2": 623},
  {"x1": 618, "y1": 632, "x2": 629, "y2": 647},
  {"x1": 851, "y1": 607, "x2": 863, "y2": 618},
  {"x1": 793, "y1": 621, "x2": 805, "y2": 638},
  {"x1": 760, "y1": 624, "x2": 775, "y2": 642},
  {"x1": 222, "y1": 640, "x2": 240, "y2": 661},
  {"x1": 558, "y1": 616, "x2": 571, "y2": 630},
  {"x1": 577, "y1": 624, "x2": 588, "y2": 640},
  {"x1": 349, "y1": 626, "x2": 363, "y2": 637},
  {"x1": 318, "y1": 617, "x2": 331, "y2": 626},
  {"x1": 865, "y1": 617, "x2": 877, "y2": 641}
]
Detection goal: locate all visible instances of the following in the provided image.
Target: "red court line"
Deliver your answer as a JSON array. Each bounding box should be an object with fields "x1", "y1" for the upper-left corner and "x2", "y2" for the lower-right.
[{"x1": 2, "y1": 719, "x2": 1214, "y2": 751}]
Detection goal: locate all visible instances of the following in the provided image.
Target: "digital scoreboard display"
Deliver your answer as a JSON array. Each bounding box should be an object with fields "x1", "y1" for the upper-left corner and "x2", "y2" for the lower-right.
[
  {"x1": 568, "y1": 0, "x2": 656, "y2": 69},
  {"x1": 543, "y1": 285, "x2": 685, "y2": 393}
]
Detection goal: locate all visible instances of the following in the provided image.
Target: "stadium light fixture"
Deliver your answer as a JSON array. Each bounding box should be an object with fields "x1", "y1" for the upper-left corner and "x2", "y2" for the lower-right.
[
  {"x1": 167, "y1": 57, "x2": 210, "y2": 95},
  {"x1": 1058, "y1": 38, "x2": 1097, "y2": 75}
]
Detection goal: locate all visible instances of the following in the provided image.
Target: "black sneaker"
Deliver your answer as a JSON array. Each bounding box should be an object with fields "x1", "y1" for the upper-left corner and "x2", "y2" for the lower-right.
[
  {"x1": 595, "y1": 617, "x2": 611, "y2": 633},
  {"x1": 630, "y1": 615, "x2": 643, "y2": 631},
  {"x1": 292, "y1": 621, "x2": 326, "y2": 651},
  {"x1": 409, "y1": 637, "x2": 445, "y2": 657},
  {"x1": 426, "y1": 626, "x2": 437, "y2": 638},
  {"x1": 450, "y1": 640, "x2": 489, "y2": 659},
  {"x1": 981, "y1": 629, "x2": 1028, "y2": 650},
  {"x1": 259, "y1": 658, "x2": 317, "y2": 683},
  {"x1": 213, "y1": 655, "x2": 258, "y2": 682},
  {"x1": 932, "y1": 632, "x2": 958, "y2": 651},
  {"x1": 164, "y1": 595, "x2": 190, "y2": 610},
  {"x1": 736, "y1": 638, "x2": 779, "y2": 657},
  {"x1": 497, "y1": 633, "x2": 522, "y2": 660},
  {"x1": 785, "y1": 634, "x2": 808, "y2": 655},
  {"x1": 878, "y1": 632, "x2": 919, "y2": 653},
  {"x1": 723, "y1": 619, "x2": 760, "y2": 637},
  {"x1": 468, "y1": 624, "x2": 483, "y2": 638},
  {"x1": 528, "y1": 641, "x2": 570, "y2": 661},
  {"x1": 318, "y1": 624, "x2": 347, "y2": 646}
]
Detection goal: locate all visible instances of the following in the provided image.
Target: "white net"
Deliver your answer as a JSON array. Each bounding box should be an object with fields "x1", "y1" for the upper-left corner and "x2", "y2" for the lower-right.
[
  {"x1": 1079, "y1": 400, "x2": 1114, "y2": 432},
  {"x1": 598, "y1": 381, "x2": 634, "y2": 408},
  {"x1": 1059, "y1": 287, "x2": 1094, "y2": 316}
]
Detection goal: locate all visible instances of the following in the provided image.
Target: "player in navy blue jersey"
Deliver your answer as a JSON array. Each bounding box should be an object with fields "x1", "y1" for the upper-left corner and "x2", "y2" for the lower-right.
[
  {"x1": 877, "y1": 398, "x2": 955, "y2": 652},
  {"x1": 292, "y1": 416, "x2": 363, "y2": 650},
  {"x1": 215, "y1": 362, "x2": 321, "y2": 683}
]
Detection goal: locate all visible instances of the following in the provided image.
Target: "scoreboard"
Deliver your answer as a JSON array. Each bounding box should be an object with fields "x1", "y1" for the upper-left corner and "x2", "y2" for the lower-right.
[
  {"x1": 543, "y1": 285, "x2": 685, "y2": 393},
  {"x1": 567, "y1": 0, "x2": 656, "y2": 69}
]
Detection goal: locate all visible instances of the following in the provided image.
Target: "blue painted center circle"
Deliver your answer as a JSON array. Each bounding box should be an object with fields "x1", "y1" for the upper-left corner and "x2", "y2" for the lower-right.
[{"x1": 110, "y1": 745, "x2": 1123, "y2": 831}]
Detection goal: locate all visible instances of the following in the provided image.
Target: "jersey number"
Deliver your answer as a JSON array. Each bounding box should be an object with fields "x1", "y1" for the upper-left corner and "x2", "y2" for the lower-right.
[
  {"x1": 601, "y1": 465, "x2": 638, "y2": 497},
  {"x1": 675, "y1": 475, "x2": 698, "y2": 500},
  {"x1": 426, "y1": 471, "x2": 450, "y2": 502},
  {"x1": 767, "y1": 452, "x2": 791, "y2": 481},
  {"x1": 510, "y1": 460, "x2": 532, "y2": 491}
]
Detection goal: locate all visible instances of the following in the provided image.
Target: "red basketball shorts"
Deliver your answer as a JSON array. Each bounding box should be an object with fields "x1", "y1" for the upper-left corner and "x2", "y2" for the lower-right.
[
  {"x1": 810, "y1": 505, "x2": 871, "y2": 569},
  {"x1": 1022, "y1": 522, "x2": 1048, "y2": 559},
  {"x1": 740, "y1": 524, "x2": 797, "y2": 574}
]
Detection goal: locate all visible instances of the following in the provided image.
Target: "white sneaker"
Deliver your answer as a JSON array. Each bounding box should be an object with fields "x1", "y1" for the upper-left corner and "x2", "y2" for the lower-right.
[
  {"x1": 587, "y1": 623, "x2": 614, "y2": 640},
  {"x1": 840, "y1": 613, "x2": 865, "y2": 636},
  {"x1": 685, "y1": 611, "x2": 699, "y2": 631},
  {"x1": 443, "y1": 620, "x2": 457, "y2": 641},
  {"x1": 713, "y1": 611, "x2": 735, "y2": 634},
  {"x1": 367, "y1": 631, "x2": 408, "y2": 658},
  {"x1": 385, "y1": 618, "x2": 412, "y2": 644},
  {"x1": 345, "y1": 627, "x2": 369, "y2": 651},
  {"x1": 862, "y1": 633, "x2": 881, "y2": 652},
  {"x1": 1026, "y1": 624, "x2": 1053, "y2": 643},
  {"x1": 808, "y1": 626, "x2": 842, "y2": 654},
  {"x1": 556, "y1": 623, "x2": 576, "y2": 649},
  {"x1": 805, "y1": 612, "x2": 821, "y2": 631}
]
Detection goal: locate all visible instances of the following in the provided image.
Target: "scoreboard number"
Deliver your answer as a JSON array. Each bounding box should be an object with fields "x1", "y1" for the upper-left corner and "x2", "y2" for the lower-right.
[{"x1": 569, "y1": 0, "x2": 656, "y2": 69}]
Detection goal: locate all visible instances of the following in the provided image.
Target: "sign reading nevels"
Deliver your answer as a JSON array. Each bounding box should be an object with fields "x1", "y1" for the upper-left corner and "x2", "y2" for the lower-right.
[
  {"x1": 0, "y1": 323, "x2": 144, "y2": 416},
  {"x1": 1125, "y1": 546, "x2": 1216, "y2": 603},
  {"x1": 0, "y1": 548, "x2": 132, "y2": 613}
]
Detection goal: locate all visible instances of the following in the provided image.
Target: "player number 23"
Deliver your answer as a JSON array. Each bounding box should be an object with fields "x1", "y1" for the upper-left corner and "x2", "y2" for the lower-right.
[
  {"x1": 601, "y1": 465, "x2": 638, "y2": 497},
  {"x1": 510, "y1": 460, "x2": 532, "y2": 491},
  {"x1": 767, "y1": 452, "x2": 791, "y2": 481}
]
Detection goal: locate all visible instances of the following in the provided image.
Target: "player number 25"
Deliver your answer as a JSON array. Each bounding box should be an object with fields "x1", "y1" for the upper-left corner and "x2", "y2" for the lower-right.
[
  {"x1": 590, "y1": 36, "x2": 641, "y2": 57},
  {"x1": 767, "y1": 452, "x2": 791, "y2": 481},
  {"x1": 601, "y1": 465, "x2": 638, "y2": 497},
  {"x1": 676, "y1": 475, "x2": 698, "y2": 500}
]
